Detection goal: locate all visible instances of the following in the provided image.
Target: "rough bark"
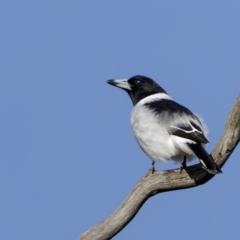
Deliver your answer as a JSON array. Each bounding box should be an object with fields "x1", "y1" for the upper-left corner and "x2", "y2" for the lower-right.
[{"x1": 79, "y1": 95, "x2": 240, "y2": 240}]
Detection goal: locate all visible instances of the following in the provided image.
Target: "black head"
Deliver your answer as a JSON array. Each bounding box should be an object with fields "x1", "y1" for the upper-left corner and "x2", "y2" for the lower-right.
[{"x1": 107, "y1": 75, "x2": 166, "y2": 105}]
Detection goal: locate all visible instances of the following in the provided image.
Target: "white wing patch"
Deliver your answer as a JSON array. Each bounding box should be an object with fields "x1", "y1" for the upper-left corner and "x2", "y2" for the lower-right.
[
  {"x1": 171, "y1": 120, "x2": 208, "y2": 144},
  {"x1": 172, "y1": 120, "x2": 203, "y2": 133}
]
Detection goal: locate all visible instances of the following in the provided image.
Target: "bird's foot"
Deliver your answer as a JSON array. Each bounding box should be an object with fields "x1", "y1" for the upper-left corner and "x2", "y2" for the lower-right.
[
  {"x1": 180, "y1": 157, "x2": 187, "y2": 174},
  {"x1": 149, "y1": 161, "x2": 155, "y2": 174}
]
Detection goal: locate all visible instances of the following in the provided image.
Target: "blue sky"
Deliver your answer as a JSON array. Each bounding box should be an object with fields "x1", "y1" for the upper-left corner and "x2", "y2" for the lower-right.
[{"x1": 0, "y1": 1, "x2": 239, "y2": 239}]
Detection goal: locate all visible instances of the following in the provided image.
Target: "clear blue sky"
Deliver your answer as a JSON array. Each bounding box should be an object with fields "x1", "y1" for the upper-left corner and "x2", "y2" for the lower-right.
[{"x1": 1, "y1": 1, "x2": 239, "y2": 240}]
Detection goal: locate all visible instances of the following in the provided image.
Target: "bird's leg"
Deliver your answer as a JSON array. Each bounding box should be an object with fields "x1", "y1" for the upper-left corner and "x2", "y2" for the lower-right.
[
  {"x1": 149, "y1": 161, "x2": 155, "y2": 174},
  {"x1": 180, "y1": 156, "x2": 187, "y2": 174}
]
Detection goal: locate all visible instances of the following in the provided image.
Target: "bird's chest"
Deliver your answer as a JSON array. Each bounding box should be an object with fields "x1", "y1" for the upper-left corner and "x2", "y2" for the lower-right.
[
  {"x1": 131, "y1": 107, "x2": 160, "y2": 138},
  {"x1": 131, "y1": 104, "x2": 168, "y2": 135},
  {"x1": 130, "y1": 106, "x2": 171, "y2": 158},
  {"x1": 130, "y1": 105, "x2": 188, "y2": 162}
]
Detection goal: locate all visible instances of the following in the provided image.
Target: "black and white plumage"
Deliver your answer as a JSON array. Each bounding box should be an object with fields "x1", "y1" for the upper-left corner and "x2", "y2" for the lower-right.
[{"x1": 107, "y1": 75, "x2": 222, "y2": 174}]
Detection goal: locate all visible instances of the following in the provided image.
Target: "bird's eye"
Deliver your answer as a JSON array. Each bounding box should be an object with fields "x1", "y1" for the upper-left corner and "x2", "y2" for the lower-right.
[{"x1": 136, "y1": 80, "x2": 141, "y2": 85}]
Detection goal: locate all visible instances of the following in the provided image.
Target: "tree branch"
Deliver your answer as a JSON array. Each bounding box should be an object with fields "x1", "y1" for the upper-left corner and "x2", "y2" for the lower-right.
[{"x1": 79, "y1": 95, "x2": 240, "y2": 240}]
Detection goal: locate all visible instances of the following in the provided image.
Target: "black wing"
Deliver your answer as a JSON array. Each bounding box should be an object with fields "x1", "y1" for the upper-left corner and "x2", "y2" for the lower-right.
[
  {"x1": 144, "y1": 99, "x2": 222, "y2": 174},
  {"x1": 171, "y1": 121, "x2": 208, "y2": 144},
  {"x1": 144, "y1": 98, "x2": 208, "y2": 144}
]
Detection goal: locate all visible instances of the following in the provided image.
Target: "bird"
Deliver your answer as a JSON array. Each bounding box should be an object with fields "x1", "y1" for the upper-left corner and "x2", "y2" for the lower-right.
[{"x1": 107, "y1": 75, "x2": 222, "y2": 174}]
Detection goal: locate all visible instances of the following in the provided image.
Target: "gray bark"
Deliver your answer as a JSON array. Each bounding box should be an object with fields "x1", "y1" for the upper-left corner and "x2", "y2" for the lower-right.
[{"x1": 79, "y1": 95, "x2": 240, "y2": 240}]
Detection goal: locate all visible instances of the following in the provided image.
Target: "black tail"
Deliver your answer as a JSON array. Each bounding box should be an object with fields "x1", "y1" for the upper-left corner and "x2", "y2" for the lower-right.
[{"x1": 187, "y1": 143, "x2": 222, "y2": 174}]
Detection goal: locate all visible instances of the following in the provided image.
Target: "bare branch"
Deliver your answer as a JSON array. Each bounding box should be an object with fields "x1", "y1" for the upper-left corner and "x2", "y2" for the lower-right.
[{"x1": 79, "y1": 95, "x2": 240, "y2": 240}]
